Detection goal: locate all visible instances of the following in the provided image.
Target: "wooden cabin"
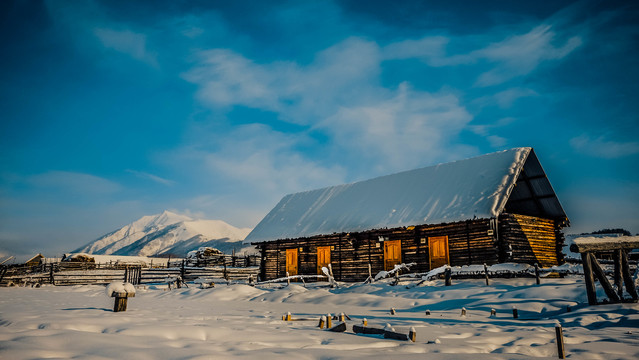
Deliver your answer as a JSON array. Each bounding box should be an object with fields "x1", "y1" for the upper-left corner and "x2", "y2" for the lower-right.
[
  {"x1": 25, "y1": 253, "x2": 45, "y2": 267},
  {"x1": 246, "y1": 148, "x2": 569, "y2": 282}
]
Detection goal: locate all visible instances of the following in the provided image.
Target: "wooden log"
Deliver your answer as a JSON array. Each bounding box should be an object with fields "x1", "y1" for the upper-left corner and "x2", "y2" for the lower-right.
[
  {"x1": 353, "y1": 324, "x2": 385, "y2": 335},
  {"x1": 621, "y1": 250, "x2": 638, "y2": 300},
  {"x1": 383, "y1": 330, "x2": 410, "y2": 341},
  {"x1": 589, "y1": 253, "x2": 620, "y2": 303},
  {"x1": 614, "y1": 249, "x2": 623, "y2": 299},
  {"x1": 328, "y1": 322, "x2": 347, "y2": 332},
  {"x1": 571, "y1": 238, "x2": 639, "y2": 253},
  {"x1": 581, "y1": 252, "x2": 597, "y2": 305}
]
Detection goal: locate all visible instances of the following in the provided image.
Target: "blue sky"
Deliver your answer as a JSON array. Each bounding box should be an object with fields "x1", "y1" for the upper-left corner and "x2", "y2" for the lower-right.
[{"x1": 1, "y1": 0, "x2": 638, "y2": 259}]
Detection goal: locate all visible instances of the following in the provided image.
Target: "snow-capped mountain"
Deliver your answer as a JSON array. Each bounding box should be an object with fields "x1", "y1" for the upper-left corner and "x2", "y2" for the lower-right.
[{"x1": 73, "y1": 211, "x2": 254, "y2": 257}]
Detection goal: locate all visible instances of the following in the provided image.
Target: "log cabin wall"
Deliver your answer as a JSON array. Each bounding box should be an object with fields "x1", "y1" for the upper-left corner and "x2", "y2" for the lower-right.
[
  {"x1": 498, "y1": 213, "x2": 564, "y2": 267},
  {"x1": 256, "y1": 218, "x2": 501, "y2": 282}
]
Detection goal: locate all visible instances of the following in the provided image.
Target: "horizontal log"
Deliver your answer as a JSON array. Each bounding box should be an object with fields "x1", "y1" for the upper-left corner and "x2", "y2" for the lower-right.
[{"x1": 571, "y1": 237, "x2": 639, "y2": 253}]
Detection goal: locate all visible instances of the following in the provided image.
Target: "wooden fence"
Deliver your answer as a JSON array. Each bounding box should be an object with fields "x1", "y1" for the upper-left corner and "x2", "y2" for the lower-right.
[{"x1": 0, "y1": 263, "x2": 260, "y2": 287}]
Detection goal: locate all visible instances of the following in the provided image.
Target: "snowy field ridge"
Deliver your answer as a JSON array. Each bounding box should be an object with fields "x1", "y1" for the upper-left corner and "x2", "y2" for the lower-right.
[
  {"x1": 1, "y1": 277, "x2": 638, "y2": 359},
  {"x1": 73, "y1": 210, "x2": 253, "y2": 257}
]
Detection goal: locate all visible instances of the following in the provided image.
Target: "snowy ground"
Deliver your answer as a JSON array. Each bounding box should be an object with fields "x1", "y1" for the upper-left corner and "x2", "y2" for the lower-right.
[{"x1": 1, "y1": 278, "x2": 638, "y2": 359}]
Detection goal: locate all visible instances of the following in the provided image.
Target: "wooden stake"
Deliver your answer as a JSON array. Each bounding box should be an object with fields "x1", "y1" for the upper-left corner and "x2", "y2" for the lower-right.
[
  {"x1": 444, "y1": 266, "x2": 452, "y2": 286},
  {"x1": 534, "y1": 263, "x2": 540, "y2": 285},
  {"x1": 512, "y1": 307, "x2": 518, "y2": 319},
  {"x1": 362, "y1": 318, "x2": 368, "y2": 326},
  {"x1": 286, "y1": 271, "x2": 290, "y2": 286},
  {"x1": 555, "y1": 324, "x2": 565, "y2": 359},
  {"x1": 286, "y1": 312, "x2": 291, "y2": 321},
  {"x1": 318, "y1": 316, "x2": 326, "y2": 328},
  {"x1": 408, "y1": 327, "x2": 416, "y2": 342},
  {"x1": 581, "y1": 252, "x2": 597, "y2": 305},
  {"x1": 621, "y1": 250, "x2": 638, "y2": 300},
  {"x1": 461, "y1": 307, "x2": 466, "y2": 316},
  {"x1": 614, "y1": 249, "x2": 623, "y2": 299},
  {"x1": 589, "y1": 253, "x2": 620, "y2": 302},
  {"x1": 490, "y1": 308, "x2": 496, "y2": 317},
  {"x1": 483, "y1": 263, "x2": 490, "y2": 286},
  {"x1": 425, "y1": 310, "x2": 430, "y2": 316},
  {"x1": 326, "y1": 313, "x2": 332, "y2": 328},
  {"x1": 390, "y1": 307, "x2": 396, "y2": 315}
]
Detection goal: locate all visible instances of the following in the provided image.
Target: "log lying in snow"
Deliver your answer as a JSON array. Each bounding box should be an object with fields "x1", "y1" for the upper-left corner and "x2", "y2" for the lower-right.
[
  {"x1": 327, "y1": 322, "x2": 347, "y2": 332},
  {"x1": 352, "y1": 324, "x2": 414, "y2": 341},
  {"x1": 353, "y1": 324, "x2": 385, "y2": 335}
]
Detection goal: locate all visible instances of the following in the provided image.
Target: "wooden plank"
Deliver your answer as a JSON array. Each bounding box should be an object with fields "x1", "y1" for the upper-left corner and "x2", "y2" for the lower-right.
[
  {"x1": 621, "y1": 250, "x2": 638, "y2": 300},
  {"x1": 589, "y1": 253, "x2": 620, "y2": 302},
  {"x1": 581, "y1": 252, "x2": 597, "y2": 305}
]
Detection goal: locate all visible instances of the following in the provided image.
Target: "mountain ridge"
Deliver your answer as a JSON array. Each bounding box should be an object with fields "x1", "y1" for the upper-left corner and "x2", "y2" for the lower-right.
[{"x1": 73, "y1": 211, "x2": 253, "y2": 257}]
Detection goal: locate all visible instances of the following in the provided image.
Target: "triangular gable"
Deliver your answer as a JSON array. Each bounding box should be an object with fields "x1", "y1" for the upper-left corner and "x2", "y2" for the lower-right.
[
  {"x1": 504, "y1": 149, "x2": 568, "y2": 225},
  {"x1": 245, "y1": 147, "x2": 566, "y2": 243}
]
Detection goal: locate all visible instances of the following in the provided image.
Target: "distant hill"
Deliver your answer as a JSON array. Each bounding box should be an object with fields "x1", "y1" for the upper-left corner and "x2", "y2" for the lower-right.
[{"x1": 72, "y1": 211, "x2": 254, "y2": 257}]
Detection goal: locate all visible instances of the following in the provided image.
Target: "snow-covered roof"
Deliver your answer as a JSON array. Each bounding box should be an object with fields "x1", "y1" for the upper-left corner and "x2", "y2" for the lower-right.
[{"x1": 245, "y1": 147, "x2": 567, "y2": 243}]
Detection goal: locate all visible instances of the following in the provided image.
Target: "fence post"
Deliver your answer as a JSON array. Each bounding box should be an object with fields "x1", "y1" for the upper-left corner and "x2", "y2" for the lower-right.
[
  {"x1": 555, "y1": 324, "x2": 565, "y2": 359},
  {"x1": 181, "y1": 260, "x2": 186, "y2": 280},
  {"x1": 49, "y1": 264, "x2": 54, "y2": 285},
  {"x1": 534, "y1": 263, "x2": 540, "y2": 285},
  {"x1": 483, "y1": 263, "x2": 490, "y2": 286},
  {"x1": 444, "y1": 266, "x2": 452, "y2": 286}
]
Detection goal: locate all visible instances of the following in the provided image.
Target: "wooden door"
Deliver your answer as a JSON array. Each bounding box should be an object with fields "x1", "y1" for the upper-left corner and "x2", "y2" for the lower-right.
[
  {"x1": 428, "y1": 236, "x2": 449, "y2": 269},
  {"x1": 384, "y1": 240, "x2": 402, "y2": 271},
  {"x1": 317, "y1": 246, "x2": 331, "y2": 274},
  {"x1": 286, "y1": 248, "x2": 298, "y2": 276}
]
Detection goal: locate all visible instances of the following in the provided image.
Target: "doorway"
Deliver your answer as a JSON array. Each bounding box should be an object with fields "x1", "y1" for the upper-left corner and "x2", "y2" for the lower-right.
[
  {"x1": 428, "y1": 236, "x2": 449, "y2": 269},
  {"x1": 317, "y1": 246, "x2": 331, "y2": 274},
  {"x1": 286, "y1": 248, "x2": 298, "y2": 276},
  {"x1": 383, "y1": 240, "x2": 402, "y2": 271}
]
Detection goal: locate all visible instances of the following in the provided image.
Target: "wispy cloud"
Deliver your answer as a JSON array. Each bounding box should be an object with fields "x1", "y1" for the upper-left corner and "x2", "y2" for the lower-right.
[
  {"x1": 472, "y1": 25, "x2": 582, "y2": 86},
  {"x1": 126, "y1": 170, "x2": 175, "y2": 186},
  {"x1": 27, "y1": 171, "x2": 121, "y2": 195},
  {"x1": 94, "y1": 28, "x2": 158, "y2": 66},
  {"x1": 570, "y1": 134, "x2": 639, "y2": 159}
]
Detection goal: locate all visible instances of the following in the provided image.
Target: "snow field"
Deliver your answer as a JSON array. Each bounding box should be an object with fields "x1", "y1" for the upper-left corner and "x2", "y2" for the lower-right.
[{"x1": 1, "y1": 278, "x2": 638, "y2": 359}]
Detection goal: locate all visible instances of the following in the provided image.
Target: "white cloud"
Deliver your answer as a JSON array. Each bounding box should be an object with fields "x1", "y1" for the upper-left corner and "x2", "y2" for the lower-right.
[
  {"x1": 183, "y1": 37, "x2": 473, "y2": 172},
  {"x1": 201, "y1": 124, "x2": 346, "y2": 194},
  {"x1": 381, "y1": 25, "x2": 582, "y2": 87},
  {"x1": 318, "y1": 82, "x2": 473, "y2": 170},
  {"x1": 493, "y1": 88, "x2": 538, "y2": 108},
  {"x1": 183, "y1": 37, "x2": 381, "y2": 123},
  {"x1": 570, "y1": 134, "x2": 639, "y2": 158},
  {"x1": 94, "y1": 28, "x2": 158, "y2": 66},
  {"x1": 27, "y1": 171, "x2": 121, "y2": 195},
  {"x1": 473, "y1": 25, "x2": 582, "y2": 86},
  {"x1": 126, "y1": 170, "x2": 175, "y2": 186},
  {"x1": 381, "y1": 36, "x2": 448, "y2": 61}
]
